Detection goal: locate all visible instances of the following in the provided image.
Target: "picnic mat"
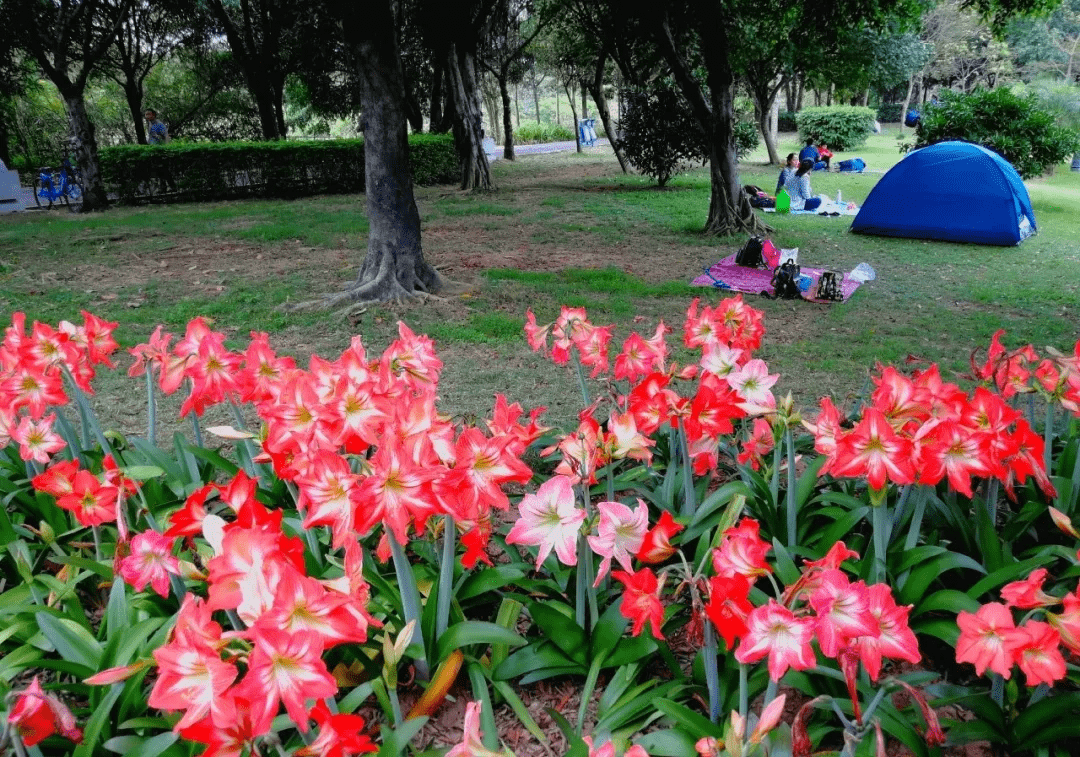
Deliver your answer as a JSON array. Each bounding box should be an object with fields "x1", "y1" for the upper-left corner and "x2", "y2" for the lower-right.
[{"x1": 691, "y1": 254, "x2": 864, "y2": 303}]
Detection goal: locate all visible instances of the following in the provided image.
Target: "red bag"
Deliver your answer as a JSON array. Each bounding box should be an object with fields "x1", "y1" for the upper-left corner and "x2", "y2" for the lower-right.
[{"x1": 762, "y1": 239, "x2": 780, "y2": 269}]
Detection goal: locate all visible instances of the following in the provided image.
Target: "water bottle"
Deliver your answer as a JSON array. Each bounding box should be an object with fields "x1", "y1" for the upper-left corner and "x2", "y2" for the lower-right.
[{"x1": 836, "y1": 189, "x2": 842, "y2": 205}]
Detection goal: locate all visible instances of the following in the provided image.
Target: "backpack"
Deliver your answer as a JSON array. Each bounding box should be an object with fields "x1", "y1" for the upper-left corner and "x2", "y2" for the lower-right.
[
  {"x1": 735, "y1": 236, "x2": 768, "y2": 268},
  {"x1": 770, "y1": 260, "x2": 803, "y2": 300},
  {"x1": 837, "y1": 158, "x2": 865, "y2": 173}
]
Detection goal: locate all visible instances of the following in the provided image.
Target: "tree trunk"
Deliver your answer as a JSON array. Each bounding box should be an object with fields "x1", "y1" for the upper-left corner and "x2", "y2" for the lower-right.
[
  {"x1": 795, "y1": 75, "x2": 804, "y2": 110},
  {"x1": 586, "y1": 52, "x2": 627, "y2": 172},
  {"x1": 533, "y1": 76, "x2": 541, "y2": 123},
  {"x1": 500, "y1": 68, "x2": 515, "y2": 160},
  {"x1": 122, "y1": 78, "x2": 147, "y2": 144},
  {"x1": 430, "y1": 60, "x2": 445, "y2": 130},
  {"x1": 514, "y1": 82, "x2": 520, "y2": 127},
  {"x1": 898, "y1": 74, "x2": 915, "y2": 135},
  {"x1": 565, "y1": 80, "x2": 580, "y2": 153},
  {"x1": 339, "y1": 0, "x2": 441, "y2": 303},
  {"x1": 62, "y1": 91, "x2": 108, "y2": 211},
  {"x1": 446, "y1": 43, "x2": 493, "y2": 190},
  {"x1": 753, "y1": 88, "x2": 780, "y2": 165},
  {"x1": 581, "y1": 82, "x2": 588, "y2": 118}
]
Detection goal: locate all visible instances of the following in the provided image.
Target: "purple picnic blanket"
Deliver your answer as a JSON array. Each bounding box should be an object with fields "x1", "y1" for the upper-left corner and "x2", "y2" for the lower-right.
[{"x1": 691, "y1": 254, "x2": 863, "y2": 303}]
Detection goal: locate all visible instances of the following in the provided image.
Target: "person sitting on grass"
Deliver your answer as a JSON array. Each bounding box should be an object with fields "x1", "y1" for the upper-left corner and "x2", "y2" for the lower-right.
[
  {"x1": 798, "y1": 138, "x2": 818, "y2": 164},
  {"x1": 783, "y1": 159, "x2": 822, "y2": 211},
  {"x1": 815, "y1": 142, "x2": 833, "y2": 171},
  {"x1": 776, "y1": 152, "x2": 798, "y2": 193}
]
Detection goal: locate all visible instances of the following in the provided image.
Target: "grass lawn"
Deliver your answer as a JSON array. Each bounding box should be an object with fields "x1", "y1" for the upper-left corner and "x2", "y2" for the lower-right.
[{"x1": 1, "y1": 129, "x2": 1078, "y2": 436}]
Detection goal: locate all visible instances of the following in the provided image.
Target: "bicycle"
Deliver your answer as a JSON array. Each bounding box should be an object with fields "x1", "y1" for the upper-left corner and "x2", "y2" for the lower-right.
[{"x1": 34, "y1": 158, "x2": 83, "y2": 208}]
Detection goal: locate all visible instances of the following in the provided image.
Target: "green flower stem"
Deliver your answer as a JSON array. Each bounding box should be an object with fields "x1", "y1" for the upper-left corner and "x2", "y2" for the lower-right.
[
  {"x1": 768, "y1": 435, "x2": 783, "y2": 507},
  {"x1": 872, "y1": 501, "x2": 888, "y2": 584},
  {"x1": 436, "y1": 515, "x2": 456, "y2": 639},
  {"x1": 577, "y1": 658, "x2": 603, "y2": 735},
  {"x1": 389, "y1": 535, "x2": 430, "y2": 681},
  {"x1": 571, "y1": 350, "x2": 591, "y2": 409},
  {"x1": 903, "y1": 487, "x2": 927, "y2": 552},
  {"x1": 678, "y1": 419, "x2": 697, "y2": 517},
  {"x1": 92, "y1": 525, "x2": 102, "y2": 562},
  {"x1": 985, "y1": 477, "x2": 1000, "y2": 527},
  {"x1": 225, "y1": 609, "x2": 246, "y2": 631},
  {"x1": 190, "y1": 412, "x2": 204, "y2": 449},
  {"x1": 785, "y1": 427, "x2": 797, "y2": 548},
  {"x1": 703, "y1": 620, "x2": 721, "y2": 723},
  {"x1": 739, "y1": 661, "x2": 749, "y2": 721},
  {"x1": 62, "y1": 366, "x2": 117, "y2": 461},
  {"x1": 575, "y1": 535, "x2": 588, "y2": 629},
  {"x1": 606, "y1": 463, "x2": 615, "y2": 503},
  {"x1": 991, "y1": 673, "x2": 1005, "y2": 707},
  {"x1": 8, "y1": 729, "x2": 29, "y2": 757},
  {"x1": 764, "y1": 677, "x2": 778, "y2": 710},
  {"x1": 145, "y1": 370, "x2": 157, "y2": 447},
  {"x1": 1044, "y1": 400, "x2": 1055, "y2": 476},
  {"x1": 889, "y1": 484, "x2": 912, "y2": 540},
  {"x1": 229, "y1": 401, "x2": 259, "y2": 477},
  {"x1": 1070, "y1": 447, "x2": 1080, "y2": 514}
]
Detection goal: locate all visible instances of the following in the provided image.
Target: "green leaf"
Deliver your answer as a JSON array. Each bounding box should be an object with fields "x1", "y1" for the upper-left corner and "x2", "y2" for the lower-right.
[
  {"x1": 911, "y1": 618, "x2": 961, "y2": 645},
  {"x1": 589, "y1": 600, "x2": 629, "y2": 664},
  {"x1": 106, "y1": 578, "x2": 129, "y2": 637},
  {"x1": 912, "y1": 589, "x2": 981, "y2": 618},
  {"x1": 967, "y1": 556, "x2": 1057, "y2": 601},
  {"x1": 185, "y1": 445, "x2": 240, "y2": 476},
  {"x1": 494, "y1": 641, "x2": 578, "y2": 681},
  {"x1": 492, "y1": 680, "x2": 549, "y2": 743},
  {"x1": 1012, "y1": 692, "x2": 1080, "y2": 744},
  {"x1": 528, "y1": 601, "x2": 589, "y2": 666},
  {"x1": 120, "y1": 465, "x2": 166, "y2": 481},
  {"x1": 456, "y1": 565, "x2": 526, "y2": 601},
  {"x1": 103, "y1": 732, "x2": 178, "y2": 757},
  {"x1": 36, "y1": 612, "x2": 103, "y2": 670},
  {"x1": 433, "y1": 621, "x2": 525, "y2": 663},
  {"x1": 0, "y1": 644, "x2": 44, "y2": 680},
  {"x1": 604, "y1": 632, "x2": 658, "y2": 668},
  {"x1": 653, "y1": 698, "x2": 724, "y2": 739},
  {"x1": 73, "y1": 684, "x2": 124, "y2": 757}
]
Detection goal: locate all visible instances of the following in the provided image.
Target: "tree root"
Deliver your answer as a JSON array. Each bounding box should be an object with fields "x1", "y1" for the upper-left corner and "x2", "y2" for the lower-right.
[{"x1": 279, "y1": 279, "x2": 450, "y2": 317}]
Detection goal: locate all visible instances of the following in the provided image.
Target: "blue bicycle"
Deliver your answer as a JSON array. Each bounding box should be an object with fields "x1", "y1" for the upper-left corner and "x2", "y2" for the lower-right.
[{"x1": 34, "y1": 159, "x2": 83, "y2": 208}]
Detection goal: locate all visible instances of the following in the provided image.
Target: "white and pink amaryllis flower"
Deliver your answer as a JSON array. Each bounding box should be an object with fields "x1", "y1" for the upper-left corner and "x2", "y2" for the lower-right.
[
  {"x1": 117, "y1": 530, "x2": 181, "y2": 598},
  {"x1": 587, "y1": 499, "x2": 649, "y2": 585},
  {"x1": 505, "y1": 474, "x2": 585, "y2": 570},
  {"x1": 447, "y1": 701, "x2": 512, "y2": 757},
  {"x1": 735, "y1": 599, "x2": 817, "y2": 682},
  {"x1": 725, "y1": 359, "x2": 779, "y2": 407}
]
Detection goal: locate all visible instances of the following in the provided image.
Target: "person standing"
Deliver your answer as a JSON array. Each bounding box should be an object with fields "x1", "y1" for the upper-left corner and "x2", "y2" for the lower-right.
[
  {"x1": 145, "y1": 109, "x2": 169, "y2": 144},
  {"x1": 144, "y1": 109, "x2": 176, "y2": 192}
]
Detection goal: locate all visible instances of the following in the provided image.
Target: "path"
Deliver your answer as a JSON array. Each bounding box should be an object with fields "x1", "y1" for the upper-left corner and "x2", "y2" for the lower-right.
[{"x1": 490, "y1": 138, "x2": 610, "y2": 158}]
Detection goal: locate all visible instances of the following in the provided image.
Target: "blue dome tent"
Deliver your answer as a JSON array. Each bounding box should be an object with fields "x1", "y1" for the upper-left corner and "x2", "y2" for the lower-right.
[{"x1": 851, "y1": 141, "x2": 1036, "y2": 246}]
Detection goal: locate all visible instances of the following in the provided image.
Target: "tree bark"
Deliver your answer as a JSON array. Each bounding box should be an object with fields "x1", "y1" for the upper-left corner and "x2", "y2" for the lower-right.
[
  {"x1": 499, "y1": 66, "x2": 515, "y2": 160},
  {"x1": 337, "y1": 0, "x2": 441, "y2": 304},
  {"x1": 532, "y1": 74, "x2": 541, "y2": 123},
  {"x1": 62, "y1": 91, "x2": 108, "y2": 211},
  {"x1": 0, "y1": 116, "x2": 12, "y2": 167},
  {"x1": 565, "y1": 81, "x2": 580, "y2": 153},
  {"x1": 586, "y1": 52, "x2": 628, "y2": 172},
  {"x1": 446, "y1": 43, "x2": 493, "y2": 189},
  {"x1": 898, "y1": 74, "x2": 915, "y2": 135},
  {"x1": 652, "y1": 10, "x2": 764, "y2": 236},
  {"x1": 430, "y1": 60, "x2": 445, "y2": 130},
  {"x1": 122, "y1": 79, "x2": 147, "y2": 144}
]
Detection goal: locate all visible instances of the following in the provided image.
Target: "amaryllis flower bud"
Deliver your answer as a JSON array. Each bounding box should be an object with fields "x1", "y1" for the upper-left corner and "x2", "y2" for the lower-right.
[
  {"x1": 695, "y1": 737, "x2": 721, "y2": 757},
  {"x1": 896, "y1": 680, "x2": 946, "y2": 747},
  {"x1": 1049, "y1": 507, "x2": 1080, "y2": 539},
  {"x1": 749, "y1": 694, "x2": 787, "y2": 744},
  {"x1": 791, "y1": 697, "x2": 826, "y2": 757},
  {"x1": 7, "y1": 677, "x2": 83, "y2": 747},
  {"x1": 636, "y1": 511, "x2": 683, "y2": 564}
]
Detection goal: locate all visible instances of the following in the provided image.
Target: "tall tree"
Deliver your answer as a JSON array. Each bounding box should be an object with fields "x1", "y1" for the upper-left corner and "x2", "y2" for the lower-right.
[
  {"x1": 311, "y1": 0, "x2": 441, "y2": 306},
  {"x1": 1, "y1": 0, "x2": 131, "y2": 211},
  {"x1": 101, "y1": 0, "x2": 202, "y2": 144}
]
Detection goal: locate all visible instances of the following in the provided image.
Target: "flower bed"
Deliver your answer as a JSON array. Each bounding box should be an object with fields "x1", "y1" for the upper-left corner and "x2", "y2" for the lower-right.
[{"x1": 1, "y1": 300, "x2": 1079, "y2": 757}]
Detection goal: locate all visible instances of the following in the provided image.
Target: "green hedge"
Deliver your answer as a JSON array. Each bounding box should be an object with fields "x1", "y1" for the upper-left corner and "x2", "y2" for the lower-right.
[
  {"x1": 513, "y1": 122, "x2": 577, "y2": 144},
  {"x1": 876, "y1": 103, "x2": 904, "y2": 123},
  {"x1": 795, "y1": 106, "x2": 877, "y2": 150},
  {"x1": 99, "y1": 134, "x2": 458, "y2": 204}
]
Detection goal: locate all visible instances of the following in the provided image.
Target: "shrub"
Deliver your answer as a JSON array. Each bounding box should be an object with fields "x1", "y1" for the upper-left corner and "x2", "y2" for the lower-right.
[
  {"x1": 778, "y1": 110, "x2": 798, "y2": 132},
  {"x1": 734, "y1": 120, "x2": 760, "y2": 159},
  {"x1": 619, "y1": 86, "x2": 708, "y2": 186},
  {"x1": 99, "y1": 134, "x2": 458, "y2": 204},
  {"x1": 877, "y1": 103, "x2": 903, "y2": 123},
  {"x1": 795, "y1": 105, "x2": 877, "y2": 150},
  {"x1": 513, "y1": 122, "x2": 576, "y2": 144},
  {"x1": 912, "y1": 87, "x2": 1080, "y2": 178}
]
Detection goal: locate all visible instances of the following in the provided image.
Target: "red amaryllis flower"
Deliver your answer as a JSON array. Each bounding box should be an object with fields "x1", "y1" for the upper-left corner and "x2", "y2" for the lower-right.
[
  {"x1": 829, "y1": 407, "x2": 916, "y2": 492},
  {"x1": 636, "y1": 511, "x2": 683, "y2": 564},
  {"x1": 7, "y1": 676, "x2": 83, "y2": 746},
  {"x1": 914, "y1": 418, "x2": 992, "y2": 498},
  {"x1": 297, "y1": 701, "x2": 377, "y2": 757},
  {"x1": 117, "y1": 530, "x2": 180, "y2": 598},
  {"x1": 55, "y1": 469, "x2": 118, "y2": 527},
  {"x1": 956, "y1": 602, "x2": 1015, "y2": 678},
  {"x1": 613, "y1": 568, "x2": 666, "y2": 639},
  {"x1": 712, "y1": 517, "x2": 772, "y2": 580},
  {"x1": 853, "y1": 583, "x2": 920, "y2": 680},
  {"x1": 735, "y1": 600, "x2": 816, "y2": 681},
  {"x1": 238, "y1": 628, "x2": 338, "y2": 734},
  {"x1": 1005, "y1": 621, "x2": 1067, "y2": 687},
  {"x1": 737, "y1": 417, "x2": 775, "y2": 471},
  {"x1": 1001, "y1": 568, "x2": 1060, "y2": 610},
  {"x1": 808, "y1": 570, "x2": 877, "y2": 659},
  {"x1": 704, "y1": 573, "x2": 753, "y2": 649},
  {"x1": 1048, "y1": 591, "x2": 1080, "y2": 656}
]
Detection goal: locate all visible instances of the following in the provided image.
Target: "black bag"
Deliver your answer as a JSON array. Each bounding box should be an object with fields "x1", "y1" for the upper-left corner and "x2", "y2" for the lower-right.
[
  {"x1": 735, "y1": 235, "x2": 768, "y2": 268},
  {"x1": 770, "y1": 260, "x2": 803, "y2": 299}
]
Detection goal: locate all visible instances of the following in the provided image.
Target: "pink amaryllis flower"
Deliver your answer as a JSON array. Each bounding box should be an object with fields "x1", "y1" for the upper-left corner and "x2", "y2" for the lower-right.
[
  {"x1": 447, "y1": 701, "x2": 511, "y2": 757},
  {"x1": 712, "y1": 518, "x2": 772, "y2": 581},
  {"x1": 587, "y1": 499, "x2": 648, "y2": 585},
  {"x1": 725, "y1": 359, "x2": 779, "y2": 409},
  {"x1": 12, "y1": 414, "x2": 65, "y2": 464},
  {"x1": 1000, "y1": 568, "x2": 1060, "y2": 610},
  {"x1": 237, "y1": 628, "x2": 338, "y2": 734},
  {"x1": 117, "y1": 530, "x2": 181, "y2": 598},
  {"x1": 829, "y1": 407, "x2": 916, "y2": 492},
  {"x1": 807, "y1": 570, "x2": 877, "y2": 659},
  {"x1": 7, "y1": 676, "x2": 83, "y2": 747},
  {"x1": 955, "y1": 602, "x2": 1016, "y2": 678},
  {"x1": 1005, "y1": 621, "x2": 1067, "y2": 687},
  {"x1": 506, "y1": 475, "x2": 585, "y2": 569},
  {"x1": 852, "y1": 583, "x2": 921, "y2": 680},
  {"x1": 735, "y1": 600, "x2": 816, "y2": 682}
]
